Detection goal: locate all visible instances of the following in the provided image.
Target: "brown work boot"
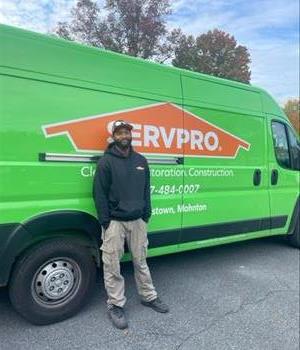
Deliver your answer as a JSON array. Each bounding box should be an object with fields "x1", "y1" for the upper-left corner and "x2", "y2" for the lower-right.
[
  {"x1": 107, "y1": 305, "x2": 128, "y2": 329},
  {"x1": 141, "y1": 297, "x2": 169, "y2": 313}
]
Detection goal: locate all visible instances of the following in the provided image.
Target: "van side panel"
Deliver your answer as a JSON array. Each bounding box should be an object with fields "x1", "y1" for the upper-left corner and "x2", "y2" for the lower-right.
[
  {"x1": 179, "y1": 75, "x2": 278, "y2": 247},
  {"x1": 0, "y1": 72, "x2": 184, "y2": 232}
]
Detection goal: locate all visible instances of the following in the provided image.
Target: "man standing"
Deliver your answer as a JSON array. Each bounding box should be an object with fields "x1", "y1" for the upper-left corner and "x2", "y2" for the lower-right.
[{"x1": 93, "y1": 120, "x2": 169, "y2": 329}]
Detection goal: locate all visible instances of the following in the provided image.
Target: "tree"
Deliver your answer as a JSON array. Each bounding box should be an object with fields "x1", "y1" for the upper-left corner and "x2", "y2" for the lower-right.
[
  {"x1": 284, "y1": 98, "x2": 300, "y2": 134},
  {"x1": 54, "y1": 0, "x2": 173, "y2": 62},
  {"x1": 55, "y1": 0, "x2": 100, "y2": 46},
  {"x1": 54, "y1": 2, "x2": 252, "y2": 81},
  {"x1": 172, "y1": 29, "x2": 251, "y2": 83}
]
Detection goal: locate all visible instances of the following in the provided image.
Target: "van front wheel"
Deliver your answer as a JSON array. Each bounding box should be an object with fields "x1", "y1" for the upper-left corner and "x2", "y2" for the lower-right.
[{"x1": 9, "y1": 238, "x2": 96, "y2": 325}]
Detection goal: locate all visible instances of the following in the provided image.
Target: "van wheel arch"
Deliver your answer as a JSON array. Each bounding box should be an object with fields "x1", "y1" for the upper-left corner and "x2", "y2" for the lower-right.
[
  {"x1": 287, "y1": 197, "x2": 300, "y2": 248},
  {"x1": 2, "y1": 210, "x2": 102, "y2": 287},
  {"x1": 22, "y1": 210, "x2": 101, "y2": 242},
  {"x1": 287, "y1": 216, "x2": 300, "y2": 248}
]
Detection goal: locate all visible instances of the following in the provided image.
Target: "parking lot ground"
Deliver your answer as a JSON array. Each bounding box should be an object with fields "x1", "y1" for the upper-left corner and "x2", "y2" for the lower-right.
[{"x1": 0, "y1": 236, "x2": 299, "y2": 350}]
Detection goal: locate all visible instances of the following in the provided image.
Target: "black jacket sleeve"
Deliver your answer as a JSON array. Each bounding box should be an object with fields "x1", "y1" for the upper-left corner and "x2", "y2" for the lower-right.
[
  {"x1": 142, "y1": 161, "x2": 152, "y2": 222},
  {"x1": 93, "y1": 158, "x2": 111, "y2": 227}
]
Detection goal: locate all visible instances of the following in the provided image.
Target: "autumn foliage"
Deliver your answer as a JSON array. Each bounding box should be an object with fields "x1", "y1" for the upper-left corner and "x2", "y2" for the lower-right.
[
  {"x1": 54, "y1": 0, "x2": 251, "y2": 83},
  {"x1": 284, "y1": 99, "x2": 300, "y2": 134}
]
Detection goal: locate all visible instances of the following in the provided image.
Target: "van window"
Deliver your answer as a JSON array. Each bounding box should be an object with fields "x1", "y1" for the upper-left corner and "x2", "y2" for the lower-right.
[
  {"x1": 287, "y1": 125, "x2": 300, "y2": 170},
  {"x1": 271, "y1": 121, "x2": 291, "y2": 169}
]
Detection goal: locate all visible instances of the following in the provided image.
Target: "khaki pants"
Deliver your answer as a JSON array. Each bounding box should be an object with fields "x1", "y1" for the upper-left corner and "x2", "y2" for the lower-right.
[{"x1": 100, "y1": 218, "x2": 157, "y2": 308}]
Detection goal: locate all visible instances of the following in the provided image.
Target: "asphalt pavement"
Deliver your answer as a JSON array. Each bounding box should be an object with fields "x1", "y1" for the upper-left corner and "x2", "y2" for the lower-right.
[{"x1": 0, "y1": 236, "x2": 299, "y2": 350}]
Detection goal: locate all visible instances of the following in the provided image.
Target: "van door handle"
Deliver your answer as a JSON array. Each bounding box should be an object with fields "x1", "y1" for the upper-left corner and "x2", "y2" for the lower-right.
[
  {"x1": 271, "y1": 169, "x2": 278, "y2": 185},
  {"x1": 253, "y1": 169, "x2": 261, "y2": 186}
]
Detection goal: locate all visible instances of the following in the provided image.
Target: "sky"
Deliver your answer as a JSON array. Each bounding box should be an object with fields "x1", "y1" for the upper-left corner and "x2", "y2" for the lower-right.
[{"x1": 0, "y1": 0, "x2": 299, "y2": 106}]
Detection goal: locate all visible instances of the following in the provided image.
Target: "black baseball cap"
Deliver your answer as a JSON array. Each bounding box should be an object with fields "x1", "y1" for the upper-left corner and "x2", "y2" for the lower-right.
[{"x1": 112, "y1": 120, "x2": 133, "y2": 134}]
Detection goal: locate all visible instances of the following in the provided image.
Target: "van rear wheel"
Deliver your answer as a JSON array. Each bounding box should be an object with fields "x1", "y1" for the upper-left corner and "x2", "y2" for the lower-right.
[{"x1": 9, "y1": 238, "x2": 96, "y2": 325}]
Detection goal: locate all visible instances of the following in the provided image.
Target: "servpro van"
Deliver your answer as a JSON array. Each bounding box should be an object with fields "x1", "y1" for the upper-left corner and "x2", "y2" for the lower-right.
[{"x1": 0, "y1": 24, "x2": 299, "y2": 325}]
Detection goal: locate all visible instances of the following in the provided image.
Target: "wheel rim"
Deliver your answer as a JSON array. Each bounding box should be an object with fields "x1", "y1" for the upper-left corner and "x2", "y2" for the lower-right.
[{"x1": 31, "y1": 257, "x2": 82, "y2": 307}]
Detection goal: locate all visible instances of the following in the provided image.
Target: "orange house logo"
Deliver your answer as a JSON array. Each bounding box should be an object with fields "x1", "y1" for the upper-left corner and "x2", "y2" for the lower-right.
[{"x1": 42, "y1": 103, "x2": 250, "y2": 158}]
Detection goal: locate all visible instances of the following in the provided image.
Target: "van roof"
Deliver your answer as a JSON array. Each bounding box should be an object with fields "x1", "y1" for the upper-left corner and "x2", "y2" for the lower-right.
[{"x1": 0, "y1": 23, "x2": 286, "y2": 119}]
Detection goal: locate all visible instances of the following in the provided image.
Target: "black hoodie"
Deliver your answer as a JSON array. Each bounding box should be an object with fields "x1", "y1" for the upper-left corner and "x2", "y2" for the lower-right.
[{"x1": 93, "y1": 142, "x2": 152, "y2": 227}]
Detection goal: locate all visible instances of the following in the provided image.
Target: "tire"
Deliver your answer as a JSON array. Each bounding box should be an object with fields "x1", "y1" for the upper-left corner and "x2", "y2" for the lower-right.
[
  {"x1": 288, "y1": 216, "x2": 300, "y2": 248},
  {"x1": 9, "y1": 238, "x2": 96, "y2": 325}
]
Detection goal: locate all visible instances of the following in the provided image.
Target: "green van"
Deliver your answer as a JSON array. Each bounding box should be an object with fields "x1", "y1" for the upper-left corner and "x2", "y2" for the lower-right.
[{"x1": 0, "y1": 24, "x2": 299, "y2": 325}]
